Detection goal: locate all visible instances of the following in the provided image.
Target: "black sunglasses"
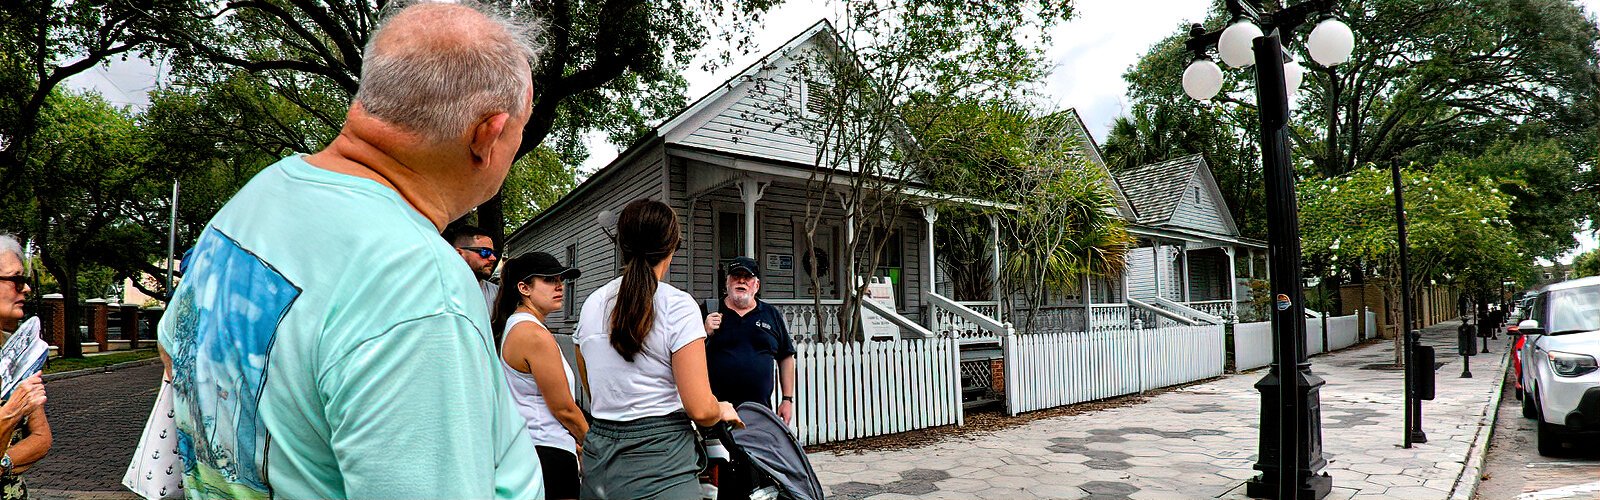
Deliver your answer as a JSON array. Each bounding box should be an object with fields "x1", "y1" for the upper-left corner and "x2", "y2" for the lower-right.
[
  {"x1": 458, "y1": 247, "x2": 496, "y2": 259},
  {"x1": 0, "y1": 275, "x2": 28, "y2": 292}
]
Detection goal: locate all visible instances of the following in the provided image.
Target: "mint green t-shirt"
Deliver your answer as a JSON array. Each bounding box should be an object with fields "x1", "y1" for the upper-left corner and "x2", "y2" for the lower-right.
[{"x1": 157, "y1": 156, "x2": 542, "y2": 499}]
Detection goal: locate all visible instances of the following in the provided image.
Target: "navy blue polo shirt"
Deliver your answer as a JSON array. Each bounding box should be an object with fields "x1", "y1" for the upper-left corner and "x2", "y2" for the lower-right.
[{"x1": 703, "y1": 299, "x2": 796, "y2": 408}]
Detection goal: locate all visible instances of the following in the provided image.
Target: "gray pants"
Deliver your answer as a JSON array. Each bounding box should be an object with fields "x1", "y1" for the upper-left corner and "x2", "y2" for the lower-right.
[{"x1": 579, "y1": 413, "x2": 705, "y2": 500}]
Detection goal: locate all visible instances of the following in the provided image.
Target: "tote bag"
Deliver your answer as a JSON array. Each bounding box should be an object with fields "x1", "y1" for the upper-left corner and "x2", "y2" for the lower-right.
[{"x1": 122, "y1": 379, "x2": 183, "y2": 499}]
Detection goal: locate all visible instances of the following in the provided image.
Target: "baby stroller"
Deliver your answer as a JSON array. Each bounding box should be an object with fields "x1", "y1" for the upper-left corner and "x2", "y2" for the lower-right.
[{"x1": 700, "y1": 403, "x2": 825, "y2": 500}]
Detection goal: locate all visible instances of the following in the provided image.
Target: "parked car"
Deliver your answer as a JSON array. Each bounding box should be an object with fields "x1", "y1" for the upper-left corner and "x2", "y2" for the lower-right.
[
  {"x1": 1511, "y1": 295, "x2": 1537, "y2": 401},
  {"x1": 1518, "y1": 276, "x2": 1600, "y2": 456}
]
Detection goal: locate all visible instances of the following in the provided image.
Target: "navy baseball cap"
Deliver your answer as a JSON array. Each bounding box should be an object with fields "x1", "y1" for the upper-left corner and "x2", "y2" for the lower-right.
[{"x1": 727, "y1": 256, "x2": 760, "y2": 279}]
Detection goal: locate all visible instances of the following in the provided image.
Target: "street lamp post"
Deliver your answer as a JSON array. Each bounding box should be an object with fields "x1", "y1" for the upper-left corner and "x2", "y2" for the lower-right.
[{"x1": 1183, "y1": 1, "x2": 1352, "y2": 498}]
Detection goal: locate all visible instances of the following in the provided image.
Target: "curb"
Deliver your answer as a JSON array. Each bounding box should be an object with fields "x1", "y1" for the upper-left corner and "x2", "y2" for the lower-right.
[
  {"x1": 1447, "y1": 350, "x2": 1511, "y2": 500},
  {"x1": 42, "y1": 357, "x2": 161, "y2": 383}
]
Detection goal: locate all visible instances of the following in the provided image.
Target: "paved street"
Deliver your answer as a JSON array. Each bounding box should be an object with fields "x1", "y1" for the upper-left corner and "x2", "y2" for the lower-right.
[
  {"x1": 812, "y1": 322, "x2": 1509, "y2": 499},
  {"x1": 1474, "y1": 355, "x2": 1600, "y2": 500},
  {"x1": 30, "y1": 363, "x2": 160, "y2": 499}
]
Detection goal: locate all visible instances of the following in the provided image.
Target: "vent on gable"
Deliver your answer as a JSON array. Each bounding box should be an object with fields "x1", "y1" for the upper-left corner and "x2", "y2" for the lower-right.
[{"x1": 803, "y1": 79, "x2": 831, "y2": 117}]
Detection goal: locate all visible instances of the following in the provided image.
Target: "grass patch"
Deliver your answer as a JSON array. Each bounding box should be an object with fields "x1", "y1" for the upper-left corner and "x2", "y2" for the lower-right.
[{"x1": 44, "y1": 349, "x2": 159, "y2": 375}]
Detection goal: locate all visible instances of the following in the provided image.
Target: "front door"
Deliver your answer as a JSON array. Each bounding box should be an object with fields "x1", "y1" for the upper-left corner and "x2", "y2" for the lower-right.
[{"x1": 794, "y1": 221, "x2": 840, "y2": 299}]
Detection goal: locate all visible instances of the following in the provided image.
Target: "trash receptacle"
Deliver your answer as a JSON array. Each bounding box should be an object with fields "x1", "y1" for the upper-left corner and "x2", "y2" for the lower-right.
[{"x1": 1413, "y1": 345, "x2": 1436, "y2": 400}]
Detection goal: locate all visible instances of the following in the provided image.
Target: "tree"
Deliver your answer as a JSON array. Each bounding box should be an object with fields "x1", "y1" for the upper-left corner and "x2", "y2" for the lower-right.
[
  {"x1": 908, "y1": 99, "x2": 1133, "y2": 329},
  {"x1": 754, "y1": 2, "x2": 1073, "y2": 340},
  {"x1": 1117, "y1": 0, "x2": 1600, "y2": 247},
  {"x1": 1573, "y1": 248, "x2": 1600, "y2": 279},
  {"x1": 1299, "y1": 162, "x2": 1530, "y2": 362},
  {"x1": 0, "y1": 1, "x2": 154, "y2": 188},
  {"x1": 136, "y1": 0, "x2": 786, "y2": 237},
  {"x1": 15, "y1": 90, "x2": 153, "y2": 358}
]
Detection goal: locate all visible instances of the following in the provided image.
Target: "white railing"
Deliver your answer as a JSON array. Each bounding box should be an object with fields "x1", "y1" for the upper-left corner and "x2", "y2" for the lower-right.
[
  {"x1": 768, "y1": 298, "x2": 844, "y2": 343},
  {"x1": 1129, "y1": 298, "x2": 1202, "y2": 326},
  {"x1": 1184, "y1": 300, "x2": 1235, "y2": 322},
  {"x1": 860, "y1": 298, "x2": 934, "y2": 340},
  {"x1": 925, "y1": 292, "x2": 1008, "y2": 345},
  {"x1": 1017, "y1": 306, "x2": 1084, "y2": 335},
  {"x1": 1003, "y1": 324, "x2": 1225, "y2": 415},
  {"x1": 793, "y1": 337, "x2": 963, "y2": 445},
  {"x1": 959, "y1": 301, "x2": 1000, "y2": 321},
  {"x1": 1155, "y1": 297, "x2": 1226, "y2": 325},
  {"x1": 1089, "y1": 304, "x2": 1131, "y2": 332}
]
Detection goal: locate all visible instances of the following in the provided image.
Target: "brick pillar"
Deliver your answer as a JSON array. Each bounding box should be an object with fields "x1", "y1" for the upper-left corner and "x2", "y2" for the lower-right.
[
  {"x1": 119, "y1": 305, "x2": 141, "y2": 349},
  {"x1": 989, "y1": 358, "x2": 1005, "y2": 394},
  {"x1": 40, "y1": 294, "x2": 66, "y2": 348},
  {"x1": 87, "y1": 299, "x2": 110, "y2": 352}
]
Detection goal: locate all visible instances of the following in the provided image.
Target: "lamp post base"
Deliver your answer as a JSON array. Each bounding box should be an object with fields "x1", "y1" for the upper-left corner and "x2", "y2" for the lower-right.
[
  {"x1": 1248, "y1": 367, "x2": 1331, "y2": 500},
  {"x1": 1247, "y1": 472, "x2": 1333, "y2": 500}
]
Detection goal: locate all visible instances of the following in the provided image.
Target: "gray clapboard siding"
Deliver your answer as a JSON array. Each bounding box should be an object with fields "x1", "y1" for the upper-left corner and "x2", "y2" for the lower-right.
[
  {"x1": 1167, "y1": 177, "x2": 1231, "y2": 235},
  {"x1": 676, "y1": 44, "x2": 819, "y2": 167},
  {"x1": 505, "y1": 143, "x2": 669, "y2": 335}
]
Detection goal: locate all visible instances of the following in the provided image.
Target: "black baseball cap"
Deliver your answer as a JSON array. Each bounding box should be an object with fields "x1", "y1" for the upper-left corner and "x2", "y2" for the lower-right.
[
  {"x1": 516, "y1": 252, "x2": 582, "y2": 282},
  {"x1": 727, "y1": 256, "x2": 760, "y2": 279}
]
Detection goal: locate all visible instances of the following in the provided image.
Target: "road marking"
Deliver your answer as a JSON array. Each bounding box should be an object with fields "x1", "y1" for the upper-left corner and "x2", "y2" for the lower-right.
[{"x1": 1516, "y1": 480, "x2": 1600, "y2": 500}]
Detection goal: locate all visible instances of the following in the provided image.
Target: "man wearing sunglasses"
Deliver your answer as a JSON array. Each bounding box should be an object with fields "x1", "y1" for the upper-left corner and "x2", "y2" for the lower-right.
[{"x1": 443, "y1": 224, "x2": 500, "y2": 313}]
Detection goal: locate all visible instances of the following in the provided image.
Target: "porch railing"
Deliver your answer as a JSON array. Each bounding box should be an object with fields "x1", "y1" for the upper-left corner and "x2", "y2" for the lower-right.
[
  {"x1": 1153, "y1": 297, "x2": 1225, "y2": 325},
  {"x1": 1128, "y1": 298, "x2": 1203, "y2": 327},
  {"x1": 926, "y1": 292, "x2": 1010, "y2": 345},
  {"x1": 767, "y1": 298, "x2": 844, "y2": 343},
  {"x1": 1181, "y1": 300, "x2": 1235, "y2": 323},
  {"x1": 1089, "y1": 304, "x2": 1131, "y2": 332},
  {"x1": 1015, "y1": 306, "x2": 1085, "y2": 334}
]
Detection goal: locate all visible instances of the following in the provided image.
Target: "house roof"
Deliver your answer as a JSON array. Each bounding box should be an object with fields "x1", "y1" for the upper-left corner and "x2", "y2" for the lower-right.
[
  {"x1": 1054, "y1": 109, "x2": 1137, "y2": 220},
  {"x1": 1114, "y1": 154, "x2": 1205, "y2": 225}
]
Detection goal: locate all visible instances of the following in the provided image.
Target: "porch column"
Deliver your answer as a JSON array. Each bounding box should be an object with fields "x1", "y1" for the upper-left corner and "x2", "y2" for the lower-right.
[
  {"x1": 922, "y1": 206, "x2": 938, "y2": 295},
  {"x1": 1224, "y1": 246, "x2": 1239, "y2": 319},
  {"x1": 1180, "y1": 243, "x2": 1191, "y2": 303},
  {"x1": 1083, "y1": 251, "x2": 1093, "y2": 331},
  {"x1": 737, "y1": 179, "x2": 768, "y2": 258},
  {"x1": 1151, "y1": 238, "x2": 1162, "y2": 299},
  {"x1": 990, "y1": 215, "x2": 1002, "y2": 320}
]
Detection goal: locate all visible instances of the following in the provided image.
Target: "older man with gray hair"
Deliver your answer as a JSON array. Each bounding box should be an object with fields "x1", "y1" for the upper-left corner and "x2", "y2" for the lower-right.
[{"x1": 156, "y1": 3, "x2": 544, "y2": 498}]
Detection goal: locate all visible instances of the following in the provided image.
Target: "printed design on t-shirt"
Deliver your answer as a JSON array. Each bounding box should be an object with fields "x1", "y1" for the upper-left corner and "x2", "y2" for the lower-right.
[{"x1": 167, "y1": 228, "x2": 300, "y2": 499}]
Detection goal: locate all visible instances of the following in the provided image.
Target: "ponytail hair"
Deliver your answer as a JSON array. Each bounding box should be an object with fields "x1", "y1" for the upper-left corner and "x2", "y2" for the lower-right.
[
  {"x1": 610, "y1": 199, "x2": 681, "y2": 362},
  {"x1": 490, "y1": 254, "x2": 538, "y2": 350}
]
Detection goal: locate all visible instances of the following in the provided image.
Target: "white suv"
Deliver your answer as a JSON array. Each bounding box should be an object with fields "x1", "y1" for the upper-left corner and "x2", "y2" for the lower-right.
[{"x1": 1518, "y1": 276, "x2": 1600, "y2": 456}]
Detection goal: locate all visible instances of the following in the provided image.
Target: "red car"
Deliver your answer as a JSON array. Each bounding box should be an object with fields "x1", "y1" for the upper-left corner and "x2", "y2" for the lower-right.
[{"x1": 1512, "y1": 329, "x2": 1527, "y2": 399}]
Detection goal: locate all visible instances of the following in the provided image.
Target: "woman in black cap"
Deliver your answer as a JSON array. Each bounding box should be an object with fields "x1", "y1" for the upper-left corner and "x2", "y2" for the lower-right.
[{"x1": 491, "y1": 252, "x2": 587, "y2": 500}]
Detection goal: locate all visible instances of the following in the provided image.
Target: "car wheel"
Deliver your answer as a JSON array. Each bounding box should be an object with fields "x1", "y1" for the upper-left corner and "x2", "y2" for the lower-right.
[
  {"x1": 1537, "y1": 417, "x2": 1565, "y2": 457},
  {"x1": 1521, "y1": 386, "x2": 1539, "y2": 419}
]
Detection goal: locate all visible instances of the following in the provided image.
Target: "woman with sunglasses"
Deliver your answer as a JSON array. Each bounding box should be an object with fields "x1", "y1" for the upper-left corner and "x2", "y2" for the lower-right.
[
  {"x1": 573, "y1": 199, "x2": 742, "y2": 499},
  {"x1": 0, "y1": 234, "x2": 50, "y2": 500},
  {"x1": 490, "y1": 252, "x2": 587, "y2": 500}
]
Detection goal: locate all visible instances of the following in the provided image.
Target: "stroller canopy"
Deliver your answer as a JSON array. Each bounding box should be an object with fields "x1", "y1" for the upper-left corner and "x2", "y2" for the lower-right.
[{"x1": 730, "y1": 402, "x2": 826, "y2": 500}]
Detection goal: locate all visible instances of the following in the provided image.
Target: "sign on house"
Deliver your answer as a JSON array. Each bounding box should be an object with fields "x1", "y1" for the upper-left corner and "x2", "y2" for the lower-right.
[
  {"x1": 767, "y1": 253, "x2": 793, "y2": 272},
  {"x1": 861, "y1": 276, "x2": 898, "y2": 340}
]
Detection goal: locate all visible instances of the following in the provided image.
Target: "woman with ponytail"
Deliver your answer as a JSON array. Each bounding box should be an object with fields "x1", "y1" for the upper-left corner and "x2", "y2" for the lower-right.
[{"x1": 572, "y1": 199, "x2": 742, "y2": 499}]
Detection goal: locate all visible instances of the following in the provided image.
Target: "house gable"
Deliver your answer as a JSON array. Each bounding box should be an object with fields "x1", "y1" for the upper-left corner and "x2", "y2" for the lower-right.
[{"x1": 1167, "y1": 166, "x2": 1237, "y2": 236}]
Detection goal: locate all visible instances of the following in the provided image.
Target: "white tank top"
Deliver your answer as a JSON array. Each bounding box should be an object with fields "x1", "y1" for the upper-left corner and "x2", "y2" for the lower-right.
[{"x1": 499, "y1": 312, "x2": 578, "y2": 454}]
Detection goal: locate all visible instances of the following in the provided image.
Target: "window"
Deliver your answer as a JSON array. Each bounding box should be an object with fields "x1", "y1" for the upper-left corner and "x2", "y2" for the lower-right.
[
  {"x1": 870, "y1": 228, "x2": 905, "y2": 309},
  {"x1": 717, "y1": 211, "x2": 745, "y2": 264}
]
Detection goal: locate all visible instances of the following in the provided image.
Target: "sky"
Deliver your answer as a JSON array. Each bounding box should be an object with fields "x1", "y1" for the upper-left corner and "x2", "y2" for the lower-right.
[{"x1": 63, "y1": 0, "x2": 1600, "y2": 262}]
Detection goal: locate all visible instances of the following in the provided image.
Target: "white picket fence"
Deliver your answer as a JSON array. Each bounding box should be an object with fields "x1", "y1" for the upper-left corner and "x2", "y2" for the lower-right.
[
  {"x1": 1002, "y1": 324, "x2": 1225, "y2": 415},
  {"x1": 1233, "y1": 313, "x2": 1365, "y2": 371},
  {"x1": 792, "y1": 337, "x2": 963, "y2": 445}
]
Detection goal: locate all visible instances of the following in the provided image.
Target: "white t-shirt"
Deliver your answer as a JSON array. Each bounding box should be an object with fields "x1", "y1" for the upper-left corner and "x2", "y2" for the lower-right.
[
  {"x1": 573, "y1": 277, "x2": 706, "y2": 421},
  {"x1": 500, "y1": 312, "x2": 578, "y2": 454}
]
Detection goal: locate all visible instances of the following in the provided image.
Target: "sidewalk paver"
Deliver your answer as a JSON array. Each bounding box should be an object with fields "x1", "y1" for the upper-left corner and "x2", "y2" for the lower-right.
[{"x1": 812, "y1": 321, "x2": 1508, "y2": 499}]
